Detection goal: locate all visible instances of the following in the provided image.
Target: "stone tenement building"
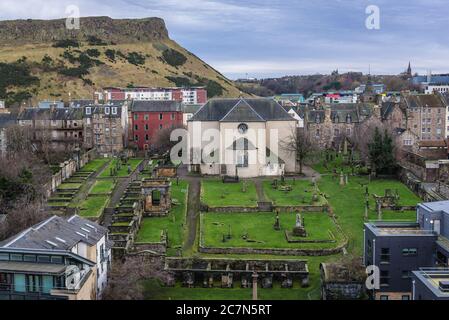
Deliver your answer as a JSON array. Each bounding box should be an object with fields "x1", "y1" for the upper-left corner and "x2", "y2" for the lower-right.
[
  {"x1": 83, "y1": 104, "x2": 129, "y2": 155},
  {"x1": 305, "y1": 103, "x2": 380, "y2": 149},
  {"x1": 402, "y1": 93, "x2": 448, "y2": 141},
  {"x1": 17, "y1": 103, "x2": 129, "y2": 156},
  {"x1": 18, "y1": 107, "x2": 85, "y2": 152}
]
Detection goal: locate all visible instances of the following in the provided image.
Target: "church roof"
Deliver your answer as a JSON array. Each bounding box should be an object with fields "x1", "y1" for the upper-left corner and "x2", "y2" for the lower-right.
[{"x1": 189, "y1": 98, "x2": 294, "y2": 122}]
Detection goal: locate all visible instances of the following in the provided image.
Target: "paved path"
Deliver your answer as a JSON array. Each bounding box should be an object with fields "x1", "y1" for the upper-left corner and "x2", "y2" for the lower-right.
[
  {"x1": 183, "y1": 179, "x2": 201, "y2": 253},
  {"x1": 103, "y1": 169, "x2": 141, "y2": 228},
  {"x1": 254, "y1": 179, "x2": 266, "y2": 202}
]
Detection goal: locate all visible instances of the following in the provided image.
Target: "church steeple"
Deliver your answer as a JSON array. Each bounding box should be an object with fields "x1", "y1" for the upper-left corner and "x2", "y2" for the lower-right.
[{"x1": 407, "y1": 62, "x2": 412, "y2": 76}]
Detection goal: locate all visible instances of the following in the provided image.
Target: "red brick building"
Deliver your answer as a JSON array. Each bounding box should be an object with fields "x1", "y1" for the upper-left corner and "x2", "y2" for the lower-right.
[{"x1": 131, "y1": 100, "x2": 183, "y2": 150}]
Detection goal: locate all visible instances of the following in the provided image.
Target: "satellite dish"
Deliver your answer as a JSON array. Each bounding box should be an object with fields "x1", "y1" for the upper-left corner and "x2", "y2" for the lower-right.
[{"x1": 65, "y1": 265, "x2": 81, "y2": 290}]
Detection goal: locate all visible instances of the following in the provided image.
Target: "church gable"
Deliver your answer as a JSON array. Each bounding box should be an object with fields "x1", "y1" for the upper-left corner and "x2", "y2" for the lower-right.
[{"x1": 220, "y1": 100, "x2": 265, "y2": 122}]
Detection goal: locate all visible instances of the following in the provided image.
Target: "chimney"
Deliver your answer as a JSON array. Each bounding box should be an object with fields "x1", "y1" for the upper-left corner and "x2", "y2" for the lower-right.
[{"x1": 373, "y1": 105, "x2": 381, "y2": 118}]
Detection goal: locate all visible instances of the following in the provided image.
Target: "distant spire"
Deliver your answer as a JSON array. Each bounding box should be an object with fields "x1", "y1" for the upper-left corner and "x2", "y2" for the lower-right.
[{"x1": 407, "y1": 62, "x2": 412, "y2": 76}]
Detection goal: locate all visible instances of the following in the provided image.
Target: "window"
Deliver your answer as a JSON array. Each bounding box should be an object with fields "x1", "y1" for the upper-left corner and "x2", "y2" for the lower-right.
[
  {"x1": 144, "y1": 114, "x2": 149, "y2": 120},
  {"x1": 159, "y1": 113, "x2": 163, "y2": 120},
  {"x1": 145, "y1": 134, "x2": 149, "y2": 141},
  {"x1": 145, "y1": 124, "x2": 149, "y2": 131},
  {"x1": 86, "y1": 107, "x2": 92, "y2": 115},
  {"x1": 402, "y1": 295, "x2": 410, "y2": 300},
  {"x1": 380, "y1": 270, "x2": 390, "y2": 286},
  {"x1": 134, "y1": 114, "x2": 138, "y2": 121},
  {"x1": 334, "y1": 129, "x2": 340, "y2": 136},
  {"x1": 346, "y1": 128, "x2": 351, "y2": 136},
  {"x1": 159, "y1": 124, "x2": 163, "y2": 130},
  {"x1": 105, "y1": 107, "x2": 110, "y2": 115},
  {"x1": 135, "y1": 135, "x2": 139, "y2": 142},
  {"x1": 51, "y1": 256, "x2": 63, "y2": 264},
  {"x1": 23, "y1": 255, "x2": 36, "y2": 262},
  {"x1": 380, "y1": 248, "x2": 390, "y2": 263},
  {"x1": 315, "y1": 129, "x2": 320, "y2": 138},
  {"x1": 134, "y1": 125, "x2": 138, "y2": 131},
  {"x1": 380, "y1": 295, "x2": 389, "y2": 300},
  {"x1": 10, "y1": 254, "x2": 23, "y2": 262},
  {"x1": 0, "y1": 253, "x2": 9, "y2": 261},
  {"x1": 402, "y1": 248, "x2": 417, "y2": 256},
  {"x1": 171, "y1": 113, "x2": 175, "y2": 120},
  {"x1": 37, "y1": 255, "x2": 50, "y2": 263},
  {"x1": 112, "y1": 107, "x2": 118, "y2": 115}
]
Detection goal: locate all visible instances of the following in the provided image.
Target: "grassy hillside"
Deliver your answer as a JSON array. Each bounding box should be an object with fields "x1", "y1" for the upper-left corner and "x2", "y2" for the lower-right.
[{"x1": 0, "y1": 17, "x2": 244, "y2": 105}]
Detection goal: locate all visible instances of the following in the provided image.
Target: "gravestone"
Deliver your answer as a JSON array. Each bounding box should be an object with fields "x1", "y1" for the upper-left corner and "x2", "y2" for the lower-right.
[
  {"x1": 273, "y1": 213, "x2": 281, "y2": 231},
  {"x1": 292, "y1": 213, "x2": 307, "y2": 237}
]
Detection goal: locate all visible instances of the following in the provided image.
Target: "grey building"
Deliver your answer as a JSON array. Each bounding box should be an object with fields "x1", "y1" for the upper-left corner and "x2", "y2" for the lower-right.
[
  {"x1": 0, "y1": 215, "x2": 112, "y2": 300},
  {"x1": 364, "y1": 200, "x2": 449, "y2": 300},
  {"x1": 412, "y1": 269, "x2": 449, "y2": 300}
]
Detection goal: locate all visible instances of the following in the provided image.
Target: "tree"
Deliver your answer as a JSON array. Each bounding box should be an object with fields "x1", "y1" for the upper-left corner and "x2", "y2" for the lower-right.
[
  {"x1": 368, "y1": 127, "x2": 396, "y2": 175},
  {"x1": 280, "y1": 127, "x2": 316, "y2": 174},
  {"x1": 152, "y1": 124, "x2": 186, "y2": 155},
  {"x1": 103, "y1": 254, "x2": 168, "y2": 300}
]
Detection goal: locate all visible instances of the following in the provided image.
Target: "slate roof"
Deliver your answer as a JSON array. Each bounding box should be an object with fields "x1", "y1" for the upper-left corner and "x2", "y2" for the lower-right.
[
  {"x1": 0, "y1": 113, "x2": 17, "y2": 129},
  {"x1": 0, "y1": 215, "x2": 108, "y2": 251},
  {"x1": 306, "y1": 103, "x2": 374, "y2": 124},
  {"x1": 403, "y1": 93, "x2": 446, "y2": 109},
  {"x1": 84, "y1": 105, "x2": 123, "y2": 118},
  {"x1": 189, "y1": 98, "x2": 294, "y2": 122},
  {"x1": 18, "y1": 108, "x2": 84, "y2": 121},
  {"x1": 131, "y1": 100, "x2": 183, "y2": 112},
  {"x1": 182, "y1": 104, "x2": 202, "y2": 114}
]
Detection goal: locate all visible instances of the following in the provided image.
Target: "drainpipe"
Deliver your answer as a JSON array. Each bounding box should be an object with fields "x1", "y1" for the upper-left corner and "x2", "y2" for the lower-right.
[
  {"x1": 412, "y1": 280, "x2": 416, "y2": 300},
  {"x1": 363, "y1": 228, "x2": 366, "y2": 266},
  {"x1": 372, "y1": 239, "x2": 376, "y2": 299}
]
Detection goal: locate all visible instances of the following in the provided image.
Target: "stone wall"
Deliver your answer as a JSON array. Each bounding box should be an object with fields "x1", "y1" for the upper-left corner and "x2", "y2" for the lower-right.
[{"x1": 198, "y1": 244, "x2": 346, "y2": 256}]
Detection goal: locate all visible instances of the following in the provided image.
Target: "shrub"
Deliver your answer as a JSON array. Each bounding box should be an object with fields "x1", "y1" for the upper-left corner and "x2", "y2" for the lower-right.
[
  {"x1": 86, "y1": 49, "x2": 101, "y2": 58},
  {"x1": 86, "y1": 35, "x2": 107, "y2": 46},
  {"x1": 105, "y1": 49, "x2": 116, "y2": 61},
  {"x1": 52, "y1": 39, "x2": 80, "y2": 48},
  {"x1": 126, "y1": 52, "x2": 146, "y2": 66},
  {"x1": 162, "y1": 49, "x2": 187, "y2": 67}
]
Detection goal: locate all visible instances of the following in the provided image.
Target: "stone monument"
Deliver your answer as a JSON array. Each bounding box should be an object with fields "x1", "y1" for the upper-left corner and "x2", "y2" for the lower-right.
[{"x1": 292, "y1": 213, "x2": 307, "y2": 237}]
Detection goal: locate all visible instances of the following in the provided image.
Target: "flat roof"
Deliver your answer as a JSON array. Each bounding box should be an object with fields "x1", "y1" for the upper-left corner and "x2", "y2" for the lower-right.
[
  {"x1": 413, "y1": 269, "x2": 449, "y2": 298},
  {"x1": 0, "y1": 261, "x2": 67, "y2": 275},
  {"x1": 365, "y1": 222, "x2": 436, "y2": 237}
]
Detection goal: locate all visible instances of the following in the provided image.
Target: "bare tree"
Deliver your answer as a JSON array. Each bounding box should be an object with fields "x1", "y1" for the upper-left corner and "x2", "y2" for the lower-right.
[
  {"x1": 153, "y1": 124, "x2": 186, "y2": 155},
  {"x1": 280, "y1": 127, "x2": 316, "y2": 175},
  {"x1": 352, "y1": 117, "x2": 386, "y2": 164},
  {"x1": 103, "y1": 254, "x2": 168, "y2": 300}
]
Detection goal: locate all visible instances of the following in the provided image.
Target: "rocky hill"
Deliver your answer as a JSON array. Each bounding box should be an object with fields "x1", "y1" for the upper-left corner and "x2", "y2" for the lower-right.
[{"x1": 0, "y1": 16, "x2": 243, "y2": 106}]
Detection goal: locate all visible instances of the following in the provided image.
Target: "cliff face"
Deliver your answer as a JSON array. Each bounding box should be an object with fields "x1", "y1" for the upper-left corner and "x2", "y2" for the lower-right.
[
  {"x1": 0, "y1": 16, "x2": 244, "y2": 104},
  {"x1": 0, "y1": 16, "x2": 169, "y2": 45}
]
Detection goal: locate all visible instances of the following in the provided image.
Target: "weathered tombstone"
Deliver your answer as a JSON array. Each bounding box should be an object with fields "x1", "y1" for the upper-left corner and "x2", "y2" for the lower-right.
[
  {"x1": 292, "y1": 213, "x2": 307, "y2": 237},
  {"x1": 273, "y1": 213, "x2": 281, "y2": 231},
  {"x1": 377, "y1": 201, "x2": 382, "y2": 220},
  {"x1": 128, "y1": 164, "x2": 132, "y2": 174},
  {"x1": 364, "y1": 200, "x2": 369, "y2": 220},
  {"x1": 345, "y1": 174, "x2": 349, "y2": 185},
  {"x1": 340, "y1": 171, "x2": 345, "y2": 186}
]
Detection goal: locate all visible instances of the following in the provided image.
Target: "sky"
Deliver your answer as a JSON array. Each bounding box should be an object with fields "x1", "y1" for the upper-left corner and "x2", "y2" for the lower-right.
[{"x1": 0, "y1": 0, "x2": 448, "y2": 79}]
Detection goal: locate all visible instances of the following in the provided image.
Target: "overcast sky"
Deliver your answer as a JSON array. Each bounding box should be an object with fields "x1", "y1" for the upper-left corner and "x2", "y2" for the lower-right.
[{"x1": 0, "y1": 0, "x2": 448, "y2": 79}]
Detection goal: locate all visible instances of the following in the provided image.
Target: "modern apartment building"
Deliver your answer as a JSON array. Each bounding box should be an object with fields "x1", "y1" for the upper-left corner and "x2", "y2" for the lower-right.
[
  {"x1": 97, "y1": 87, "x2": 207, "y2": 105},
  {"x1": 0, "y1": 215, "x2": 112, "y2": 300},
  {"x1": 364, "y1": 200, "x2": 449, "y2": 300}
]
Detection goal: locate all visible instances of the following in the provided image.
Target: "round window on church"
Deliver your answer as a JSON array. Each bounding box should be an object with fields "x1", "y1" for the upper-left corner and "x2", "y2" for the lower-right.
[{"x1": 238, "y1": 123, "x2": 248, "y2": 134}]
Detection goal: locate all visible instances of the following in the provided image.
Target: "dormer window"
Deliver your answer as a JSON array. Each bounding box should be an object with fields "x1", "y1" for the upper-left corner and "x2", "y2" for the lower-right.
[
  {"x1": 86, "y1": 107, "x2": 92, "y2": 115},
  {"x1": 105, "y1": 107, "x2": 110, "y2": 115},
  {"x1": 346, "y1": 114, "x2": 352, "y2": 123},
  {"x1": 112, "y1": 107, "x2": 118, "y2": 115}
]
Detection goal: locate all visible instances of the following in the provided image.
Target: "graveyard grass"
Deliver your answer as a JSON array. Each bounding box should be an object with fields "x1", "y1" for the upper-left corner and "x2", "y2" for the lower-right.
[
  {"x1": 99, "y1": 158, "x2": 143, "y2": 178},
  {"x1": 80, "y1": 158, "x2": 110, "y2": 172},
  {"x1": 201, "y1": 179, "x2": 258, "y2": 207},
  {"x1": 78, "y1": 195, "x2": 110, "y2": 218},
  {"x1": 89, "y1": 179, "x2": 116, "y2": 195},
  {"x1": 137, "y1": 180, "x2": 188, "y2": 247},
  {"x1": 202, "y1": 212, "x2": 345, "y2": 249},
  {"x1": 262, "y1": 179, "x2": 327, "y2": 206}
]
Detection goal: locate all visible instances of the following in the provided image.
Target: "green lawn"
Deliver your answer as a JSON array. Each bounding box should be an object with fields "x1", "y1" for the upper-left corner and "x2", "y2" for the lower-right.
[
  {"x1": 137, "y1": 180, "x2": 188, "y2": 246},
  {"x1": 143, "y1": 279, "x2": 316, "y2": 300},
  {"x1": 78, "y1": 196, "x2": 109, "y2": 218},
  {"x1": 262, "y1": 179, "x2": 327, "y2": 206},
  {"x1": 80, "y1": 158, "x2": 110, "y2": 173},
  {"x1": 317, "y1": 175, "x2": 421, "y2": 254},
  {"x1": 89, "y1": 179, "x2": 116, "y2": 195},
  {"x1": 99, "y1": 159, "x2": 143, "y2": 178},
  {"x1": 57, "y1": 183, "x2": 82, "y2": 190},
  {"x1": 202, "y1": 212, "x2": 344, "y2": 249},
  {"x1": 368, "y1": 210, "x2": 417, "y2": 222},
  {"x1": 201, "y1": 180, "x2": 258, "y2": 207}
]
